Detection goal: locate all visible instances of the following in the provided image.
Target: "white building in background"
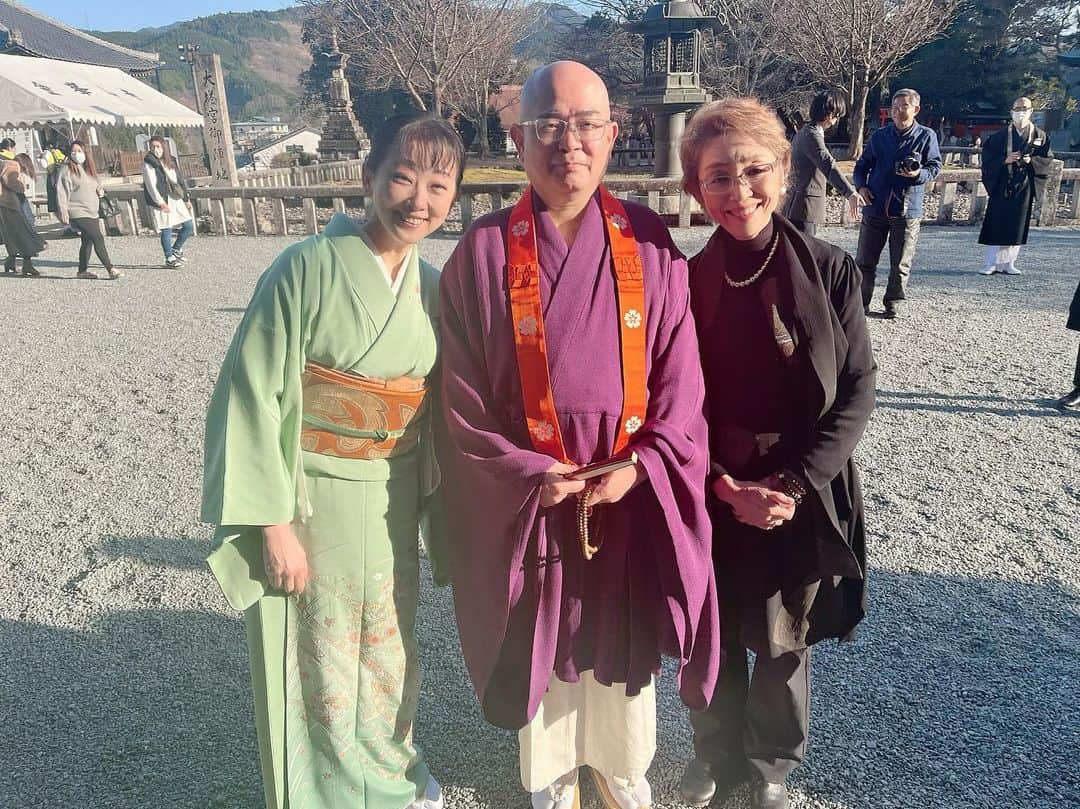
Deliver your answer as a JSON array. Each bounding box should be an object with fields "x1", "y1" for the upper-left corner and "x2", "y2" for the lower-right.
[
  {"x1": 231, "y1": 117, "x2": 290, "y2": 149},
  {"x1": 243, "y1": 126, "x2": 322, "y2": 170}
]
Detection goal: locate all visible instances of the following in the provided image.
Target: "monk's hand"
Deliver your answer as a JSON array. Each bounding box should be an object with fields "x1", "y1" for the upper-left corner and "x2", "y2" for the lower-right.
[
  {"x1": 1004, "y1": 150, "x2": 1021, "y2": 165},
  {"x1": 261, "y1": 522, "x2": 309, "y2": 595},
  {"x1": 711, "y1": 474, "x2": 795, "y2": 532},
  {"x1": 588, "y1": 462, "x2": 648, "y2": 506},
  {"x1": 540, "y1": 462, "x2": 586, "y2": 508},
  {"x1": 858, "y1": 187, "x2": 874, "y2": 205}
]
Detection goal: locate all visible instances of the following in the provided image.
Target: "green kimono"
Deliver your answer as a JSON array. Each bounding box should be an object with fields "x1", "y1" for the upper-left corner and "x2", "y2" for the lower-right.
[{"x1": 201, "y1": 213, "x2": 441, "y2": 809}]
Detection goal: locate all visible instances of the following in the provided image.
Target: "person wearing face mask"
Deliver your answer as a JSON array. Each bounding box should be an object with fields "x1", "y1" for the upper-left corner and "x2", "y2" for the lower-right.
[
  {"x1": 852, "y1": 88, "x2": 941, "y2": 319},
  {"x1": 977, "y1": 97, "x2": 1054, "y2": 276},
  {"x1": 783, "y1": 88, "x2": 861, "y2": 238},
  {"x1": 55, "y1": 141, "x2": 122, "y2": 280},
  {"x1": 0, "y1": 137, "x2": 16, "y2": 161},
  {"x1": 142, "y1": 135, "x2": 194, "y2": 268}
]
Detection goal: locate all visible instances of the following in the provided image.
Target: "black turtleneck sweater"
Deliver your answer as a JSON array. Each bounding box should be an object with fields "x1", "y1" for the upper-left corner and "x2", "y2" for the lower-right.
[{"x1": 690, "y1": 218, "x2": 802, "y2": 480}]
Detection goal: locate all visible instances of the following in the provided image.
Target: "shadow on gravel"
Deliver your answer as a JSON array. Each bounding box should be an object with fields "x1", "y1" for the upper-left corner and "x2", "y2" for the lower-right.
[
  {"x1": 0, "y1": 609, "x2": 259, "y2": 809},
  {"x1": 795, "y1": 569, "x2": 1078, "y2": 809},
  {"x1": 100, "y1": 535, "x2": 209, "y2": 571},
  {"x1": 2, "y1": 568, "x2": 1075, "y2": 808},
  {"x1": 875, "y1": 389, "x2": 1066, "y2": 418}
]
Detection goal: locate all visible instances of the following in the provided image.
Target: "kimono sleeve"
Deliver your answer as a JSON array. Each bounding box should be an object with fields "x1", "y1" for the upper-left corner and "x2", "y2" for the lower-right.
[{"x1": 201, "y1": 243, "x2": 313, "y2": 529}]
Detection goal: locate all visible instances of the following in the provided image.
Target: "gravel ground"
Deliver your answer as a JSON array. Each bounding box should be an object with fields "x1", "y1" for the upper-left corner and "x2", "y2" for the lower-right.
[{"x1": 1, "y1": 223, "x2": 1077, "y2": 809}]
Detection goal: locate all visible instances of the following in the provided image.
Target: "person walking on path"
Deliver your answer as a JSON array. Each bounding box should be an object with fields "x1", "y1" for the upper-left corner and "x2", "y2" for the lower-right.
[
  {"x1": 1058, "y1": 281, "x2": 1080, "y2": 411},
  {"x1": 202, "y1": 112, "x2": 463, "y2": 809},
  {"x1": 977, "y1": 97, "x2": 1054, "y2": 276},
  {"x1": 141, "y1": 135, "x2": 194, "y2": 268},
  {"x1": 677, "y1": 97, "x2": 875, "y2": 809},
  {"x1": 56, "y1": 142, "x2": 121, "y2": 280},
  {"x1": 436, "y1": 60, "x2": 719, "y2": 809},
  {"x1": 783, "y1": 88, "x2": 861, "y2": 238},
  {"x1": 0, "y1": 147, "x2": 45, "y2": 276},
  {"x1": 853, "y1": 88, "x2": 941, "y2": 319}
]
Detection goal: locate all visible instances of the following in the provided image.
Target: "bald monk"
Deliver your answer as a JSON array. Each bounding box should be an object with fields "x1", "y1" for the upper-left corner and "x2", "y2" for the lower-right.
[{"x1": 434, "y1": 61, "x2": 720, "y2": 809}]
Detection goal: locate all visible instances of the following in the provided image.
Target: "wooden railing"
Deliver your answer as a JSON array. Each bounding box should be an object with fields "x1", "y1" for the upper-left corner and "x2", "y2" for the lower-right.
[
  {"x1": 95, "y1": 163, "x2": 1080, "y2": 237},
  {"x1": 235, "y1": 159, "x2": 365, "y2": 188}
]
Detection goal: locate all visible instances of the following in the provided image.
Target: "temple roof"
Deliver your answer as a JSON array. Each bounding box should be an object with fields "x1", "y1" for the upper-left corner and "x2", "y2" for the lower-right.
[{"x1": 0, "y1": 1, "x2": 159, "y2": 74}]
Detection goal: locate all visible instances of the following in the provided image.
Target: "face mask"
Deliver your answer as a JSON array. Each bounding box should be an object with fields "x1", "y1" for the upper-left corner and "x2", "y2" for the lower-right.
[
  {"x1": 152, "y1": 147, "x2": 164, "y2": 158},
  {"x1": 37, "y1": 156, "x2": 49, "y2": 169},
  {"x1": 1011, "y1": 110, "x2": 1031, "y2": 127},
  {"x1": 72, "y1": 152, "x2": 86, "y2": 165}
]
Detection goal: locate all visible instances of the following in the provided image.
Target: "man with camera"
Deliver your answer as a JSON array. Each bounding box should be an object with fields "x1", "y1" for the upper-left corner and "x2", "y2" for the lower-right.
[{"x1": 853, "y1": 88, "x2": 942, "y2": 319}]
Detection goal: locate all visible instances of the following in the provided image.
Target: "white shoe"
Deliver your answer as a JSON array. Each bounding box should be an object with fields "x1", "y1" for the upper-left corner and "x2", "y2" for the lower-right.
[
  {"x1": 1001, "y1": 264, "x2": 1022, "y2": 275},
  {"x1": 978, "y1": 265, "x2": 997, "y2": 275},
  {"x1": 531, "y1": 771, "x2": 580, "y2": 809},
  {"x1": 589, "y1": 767, "x2": 652, "y2": 809},
  {"x1": 406, "y1": 775, "x2": 444, "y2": 809}
]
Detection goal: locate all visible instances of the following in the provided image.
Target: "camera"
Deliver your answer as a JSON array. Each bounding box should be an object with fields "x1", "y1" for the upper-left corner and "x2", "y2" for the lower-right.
[{"x1": 895, "y1": 155, "x2": 921, "y2": 174}]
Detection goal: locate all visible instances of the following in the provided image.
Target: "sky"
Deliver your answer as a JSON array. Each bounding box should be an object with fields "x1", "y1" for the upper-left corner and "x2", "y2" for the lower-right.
[{"x1": 37, "y1": 0, "x2": 295, "y2": 33}]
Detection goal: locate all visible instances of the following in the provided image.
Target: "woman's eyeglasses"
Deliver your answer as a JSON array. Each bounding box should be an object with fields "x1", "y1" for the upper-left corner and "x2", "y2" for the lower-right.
[{"x1": 700, "y1": 161, "x2": 778, "y2": 196}]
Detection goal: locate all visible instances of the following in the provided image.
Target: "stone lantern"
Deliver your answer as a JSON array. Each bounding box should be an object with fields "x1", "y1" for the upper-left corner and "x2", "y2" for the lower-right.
[{"x1": 631, "y1": 0, "x2": 719, "y2": 179}]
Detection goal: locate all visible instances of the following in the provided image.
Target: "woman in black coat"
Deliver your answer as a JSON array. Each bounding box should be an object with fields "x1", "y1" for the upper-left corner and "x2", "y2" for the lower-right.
[{"x1": 676, "y1": 97, "x2": 876, "y2": 809}]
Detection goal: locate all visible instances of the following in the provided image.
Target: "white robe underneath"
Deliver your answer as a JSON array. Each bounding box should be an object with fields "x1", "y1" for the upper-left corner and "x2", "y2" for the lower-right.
[{"x1": 518, "y1": 670, "x2": 657, "y2": 792}]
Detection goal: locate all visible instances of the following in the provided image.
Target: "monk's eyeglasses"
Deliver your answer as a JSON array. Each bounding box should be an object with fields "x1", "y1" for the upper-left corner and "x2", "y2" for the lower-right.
[
  {"x1": 522, "y1": 117, "x2": 613, "y2": 145},
  {"x1": 700, "y1": 161, "x2": 778, "y2": 196}
]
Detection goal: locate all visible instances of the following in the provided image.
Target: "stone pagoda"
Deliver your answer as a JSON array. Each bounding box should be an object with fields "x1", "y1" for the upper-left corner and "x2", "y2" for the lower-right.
[{"x1": 318, "y1": 32, "x2": 370, "y2": 163}]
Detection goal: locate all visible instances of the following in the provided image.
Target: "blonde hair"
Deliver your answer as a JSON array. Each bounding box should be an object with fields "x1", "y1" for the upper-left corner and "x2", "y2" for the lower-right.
[{"x1": 680, "y1": 97, "x2": 790, "y2": 200}]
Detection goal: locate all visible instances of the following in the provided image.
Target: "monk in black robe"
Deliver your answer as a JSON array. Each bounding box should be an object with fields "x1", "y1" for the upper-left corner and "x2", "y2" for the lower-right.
[{"x1": 977, "y1": 96, "x2": 1054, "y2": 276}]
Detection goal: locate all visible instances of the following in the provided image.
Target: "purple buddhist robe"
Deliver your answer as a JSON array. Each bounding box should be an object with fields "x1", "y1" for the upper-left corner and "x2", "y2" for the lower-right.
[{"x1": 436, "y1": 191, "x2": 719, "y2": 730}]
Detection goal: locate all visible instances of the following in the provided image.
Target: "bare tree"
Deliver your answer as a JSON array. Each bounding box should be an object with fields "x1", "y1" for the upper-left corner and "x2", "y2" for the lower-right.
[
  {"x1": 698, "y1": 0, "x2": 816, "y2": 107},
  {"x1": 771, "y1": 0, "x2": 960, "y2": 154},
  {"x1": 300, "y1": 0, "x2": 528, "y2": 116},
  {"x1": 447, "y1": 2, "x2": 536, "y2": 156}
]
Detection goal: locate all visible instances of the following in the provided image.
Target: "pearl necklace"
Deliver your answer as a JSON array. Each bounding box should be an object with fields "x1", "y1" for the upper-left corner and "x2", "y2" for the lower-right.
[{"x1": 724, "y1": 231, "x2": 779, "y2": 289}]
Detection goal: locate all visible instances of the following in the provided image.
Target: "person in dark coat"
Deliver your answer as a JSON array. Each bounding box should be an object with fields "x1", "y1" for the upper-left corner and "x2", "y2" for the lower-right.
[
  {"x1": 782, "y1": 88, "x2": 861, "y2": 238},
  {"x1": 977, "y1": 97, "x2": 1054, "y2": 275},
  {"x1": 677, "y1": 97, "x2": 876, "y2": 809},
  {"x1": 1059, "y1": 281, "x2": 1080, "y2": 411}
]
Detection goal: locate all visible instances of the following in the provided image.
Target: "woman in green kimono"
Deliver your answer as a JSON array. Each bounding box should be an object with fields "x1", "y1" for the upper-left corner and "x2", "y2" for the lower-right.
[{"x1": 201, "y1": 113, "x2": 464, "y2": 809}]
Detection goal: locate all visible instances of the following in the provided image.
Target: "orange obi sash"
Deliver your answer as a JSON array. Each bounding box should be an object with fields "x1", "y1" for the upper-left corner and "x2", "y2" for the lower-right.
[
  {"x1": 299, "y1": 361, "x2": 427, "y2": 461},
  {"x1": 506, "y1": 185, "x2": 647, "y2": 462}
]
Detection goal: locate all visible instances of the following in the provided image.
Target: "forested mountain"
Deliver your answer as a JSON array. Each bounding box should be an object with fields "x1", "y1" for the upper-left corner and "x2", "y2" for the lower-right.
[{"x1": 91, "y1": 8, "x2": 310, "y2": 121}]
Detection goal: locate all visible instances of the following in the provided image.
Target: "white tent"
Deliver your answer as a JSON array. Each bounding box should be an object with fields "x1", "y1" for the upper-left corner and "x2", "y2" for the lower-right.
[{"x1": 0, "y1": 53, "x2": 202, "y2": 129}]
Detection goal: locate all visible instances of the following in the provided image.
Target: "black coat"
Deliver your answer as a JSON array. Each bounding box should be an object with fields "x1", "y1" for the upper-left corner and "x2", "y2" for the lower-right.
[
  {"x1": 978, "y1": 125, "x2": 1053, "y2": 246},
  {"x1": 1068, "y1": 281, "x2": 1080, "y2": 332},
  {"x1": 690, "y1": 215, "x2": 876, "y2": 653},
  {"x1": 783, "y1": 124, "x2": 856, "y2": 225}
]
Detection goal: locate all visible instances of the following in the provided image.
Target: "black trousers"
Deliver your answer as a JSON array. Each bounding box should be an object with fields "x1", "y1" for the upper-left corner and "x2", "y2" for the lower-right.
[
  {"x1": 1073, "y1": 343, "x2": 1080, "y2": 389},
  {"x1": 69, "y1": 217, "x2": 113, "y2": 272},
  {"x1": 690, "y1": 629, "x2": 811, "y2": 785},
  {"x1": 789, "y1": 220, "x2": 817, "y2": 238}
]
